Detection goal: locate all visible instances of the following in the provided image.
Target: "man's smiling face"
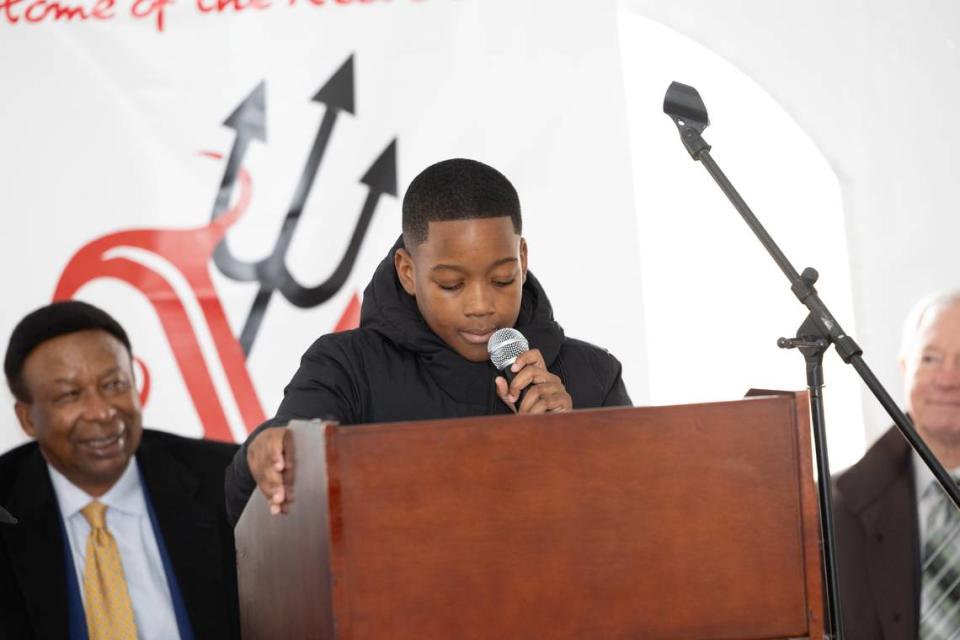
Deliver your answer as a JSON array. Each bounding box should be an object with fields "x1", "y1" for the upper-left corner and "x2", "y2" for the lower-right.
[
  {"x1": 903, "y1": 301, "x2": 960, "y2": 454},
  {"x1": 15, "y1": 329, "x2": 142, "y2": 497}
]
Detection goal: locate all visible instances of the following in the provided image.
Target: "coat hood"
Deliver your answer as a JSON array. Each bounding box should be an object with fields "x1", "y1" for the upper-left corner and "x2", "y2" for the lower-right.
[{"x1": 358, "y1": 236, "x2": 565, "y2": 402}]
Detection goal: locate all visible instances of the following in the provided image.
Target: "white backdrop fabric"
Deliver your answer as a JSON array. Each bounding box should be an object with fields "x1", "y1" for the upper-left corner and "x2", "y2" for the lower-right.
[{"x1": 0, "y1": 0, "x2": 648, "y2": 452}]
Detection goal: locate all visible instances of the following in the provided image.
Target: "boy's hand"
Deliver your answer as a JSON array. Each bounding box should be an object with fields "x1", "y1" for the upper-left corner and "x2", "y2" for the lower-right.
[
  {"x1": 494, "y1": 348, "x2": 573, "y2": 414},
  {"x1": 247, "y1": 427, "x2": 294, "y2": 515}
]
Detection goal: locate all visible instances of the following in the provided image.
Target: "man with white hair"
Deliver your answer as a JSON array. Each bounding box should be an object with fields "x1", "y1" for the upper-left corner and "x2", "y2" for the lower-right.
[{"x1": 835, "y1": 290, "x2": 960, "y2": 640}]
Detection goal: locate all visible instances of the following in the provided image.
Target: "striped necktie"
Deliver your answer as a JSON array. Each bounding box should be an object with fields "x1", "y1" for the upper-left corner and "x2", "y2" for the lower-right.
[
  {"x1": 80, "y1": 501, "x2": 138, "y2": 640},
  {"x1": 920, "y1": 478, "x2": 960, "y2": 639}
]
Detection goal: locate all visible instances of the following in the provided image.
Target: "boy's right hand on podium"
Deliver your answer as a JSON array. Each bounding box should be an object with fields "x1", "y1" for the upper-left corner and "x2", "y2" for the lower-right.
[{"x1": 247, "y1": 427, "x2": 294, "y2": 515}]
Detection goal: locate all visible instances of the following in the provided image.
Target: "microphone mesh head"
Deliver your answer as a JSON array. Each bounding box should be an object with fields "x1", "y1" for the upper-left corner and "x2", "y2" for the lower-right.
[{"x1": 487, "y1": 328, "x2": 529, "y2": 371}]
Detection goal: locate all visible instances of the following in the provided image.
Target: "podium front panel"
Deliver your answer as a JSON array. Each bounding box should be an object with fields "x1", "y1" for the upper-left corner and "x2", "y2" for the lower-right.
[{"x1": 316, "y1": 396, "x2": 821, "y2": 639}]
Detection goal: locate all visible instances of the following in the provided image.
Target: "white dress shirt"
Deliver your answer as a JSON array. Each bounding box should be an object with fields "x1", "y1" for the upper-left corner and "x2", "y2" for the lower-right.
[{"x1": 47, "y1": 459, "x2": 182, "y2": 640}]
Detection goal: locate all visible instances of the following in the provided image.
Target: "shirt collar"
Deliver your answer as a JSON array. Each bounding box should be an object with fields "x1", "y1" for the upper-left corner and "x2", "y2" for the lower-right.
[
  {"x1": 913, "y1": 449, "x2": 960, "y2": 500},
  {"x1": 47, "y1": 457, "x2": 146, "y2": 519}
]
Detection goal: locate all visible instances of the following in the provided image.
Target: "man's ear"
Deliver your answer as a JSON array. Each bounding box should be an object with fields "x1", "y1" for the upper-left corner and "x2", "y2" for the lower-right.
[
  {"x1": 14, "y1": 401, "x2": 36, "y2": 439},
  {"x1": 519, "y1": 237, "x2": 528, "y2": 283},
  {"x1": 395, "y1": 248, "x2": 417, "y2": 296}
]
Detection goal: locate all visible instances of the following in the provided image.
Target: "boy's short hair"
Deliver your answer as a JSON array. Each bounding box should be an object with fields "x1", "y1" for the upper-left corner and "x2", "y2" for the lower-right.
[
  {"x1": 4, "y1": 300, "x2": 132, "y2": 402},
  {"x1": 402, "y1": 158, "x2": 523, "y2": 247}
]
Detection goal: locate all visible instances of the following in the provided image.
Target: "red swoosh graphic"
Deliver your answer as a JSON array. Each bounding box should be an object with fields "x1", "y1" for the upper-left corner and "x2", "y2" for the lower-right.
[{"x1": 54, "y1": 160, "x2": 264, "y2": 441}]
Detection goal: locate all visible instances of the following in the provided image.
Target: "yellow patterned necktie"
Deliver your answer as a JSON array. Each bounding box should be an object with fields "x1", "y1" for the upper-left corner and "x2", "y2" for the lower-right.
[{"x1": 80, "y1": 501, "x2": 138, "y2": 640}]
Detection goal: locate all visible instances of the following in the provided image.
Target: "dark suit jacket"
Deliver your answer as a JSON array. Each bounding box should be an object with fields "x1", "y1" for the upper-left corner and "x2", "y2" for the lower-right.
[
  {"x1": 834, "y1": 426, "x2": 920, "y2": 640},
  {"x1": 0, "y1": 429, "x2": 241, "y2": 639}
]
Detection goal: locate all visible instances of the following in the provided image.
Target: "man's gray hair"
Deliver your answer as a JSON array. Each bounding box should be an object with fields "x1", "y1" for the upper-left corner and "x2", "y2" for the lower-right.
[{"x1": 900, "y1": 290, "x2": 960, "y2": 360}]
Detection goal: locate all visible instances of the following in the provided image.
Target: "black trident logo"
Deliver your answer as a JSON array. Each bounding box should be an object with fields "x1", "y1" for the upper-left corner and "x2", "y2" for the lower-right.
[{"x1": 207, "y1": 54, "x2": 398, "y2": 356}]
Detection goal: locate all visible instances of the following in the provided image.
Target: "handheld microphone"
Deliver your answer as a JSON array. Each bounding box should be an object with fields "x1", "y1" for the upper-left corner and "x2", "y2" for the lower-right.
[{"x1": 487, "y1": 328, "x2": 530, "y2": 408}]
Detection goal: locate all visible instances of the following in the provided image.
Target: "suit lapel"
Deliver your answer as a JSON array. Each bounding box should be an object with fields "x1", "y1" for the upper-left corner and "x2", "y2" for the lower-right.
[
  {"x1": 0, "y1": 447, "x2": 70, "y2": 639},
  {"x1": 137, "y1": 436, "x2": 227, "y2": 639}
]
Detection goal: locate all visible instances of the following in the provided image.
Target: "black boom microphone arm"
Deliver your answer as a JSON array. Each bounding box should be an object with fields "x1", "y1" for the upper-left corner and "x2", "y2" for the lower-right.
[{"x1": 662, "y1": 80, "x2": 960, "y2": 640}]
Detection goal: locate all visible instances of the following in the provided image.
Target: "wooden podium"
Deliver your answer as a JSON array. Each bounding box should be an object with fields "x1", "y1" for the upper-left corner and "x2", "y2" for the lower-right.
[{"x1": 235, "y1": 393, "x2": 824, "y2": 639}]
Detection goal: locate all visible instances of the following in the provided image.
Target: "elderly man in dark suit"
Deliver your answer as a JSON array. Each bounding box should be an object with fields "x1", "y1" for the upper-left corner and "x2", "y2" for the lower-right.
[
  {"x1": 0, "y1": 301, "x2": 241, "y2": 640},
  {"x1": 835, "y1": 291, "x2": 960, "y2": 640}
]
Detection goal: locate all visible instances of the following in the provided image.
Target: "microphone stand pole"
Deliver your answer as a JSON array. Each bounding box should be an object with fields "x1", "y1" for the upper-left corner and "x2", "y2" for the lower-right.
[{"x1": 662, "y1": 81, "x2": 960, "y2": 640}]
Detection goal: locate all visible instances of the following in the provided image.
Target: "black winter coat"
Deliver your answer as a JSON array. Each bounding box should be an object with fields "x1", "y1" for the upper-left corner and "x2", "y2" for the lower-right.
[{"x1": 225, "y1": 239, "x2": 631, "y2": 524}]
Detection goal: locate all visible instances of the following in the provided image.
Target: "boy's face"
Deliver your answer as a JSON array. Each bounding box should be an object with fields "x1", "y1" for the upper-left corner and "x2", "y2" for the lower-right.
[{"x1": 395, "y1": 216, "x2": 527, "y2": 363}]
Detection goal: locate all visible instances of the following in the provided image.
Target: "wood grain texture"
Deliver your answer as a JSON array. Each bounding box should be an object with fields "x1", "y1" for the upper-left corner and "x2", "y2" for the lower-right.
[
  {"x1": 236, "y1": 396, "x2": 824, "y2": 640},
  {"x1": 236, "y1": 423, "x2": 335, "y2": 639}
]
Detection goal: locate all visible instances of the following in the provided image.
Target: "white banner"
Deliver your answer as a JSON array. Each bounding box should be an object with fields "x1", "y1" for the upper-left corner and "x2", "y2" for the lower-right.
[{"x1": 0, "y1": 0, "x2": 647, "y2": 453}]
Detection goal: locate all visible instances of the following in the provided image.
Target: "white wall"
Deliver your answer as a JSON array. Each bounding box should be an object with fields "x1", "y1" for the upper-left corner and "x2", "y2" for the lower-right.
[
  {"x1": 623, "y1": 0, "x2": 960, "y2": 451},
  {"x1": 618, "y1": 12, "x2": 864, "y2": 470}
]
